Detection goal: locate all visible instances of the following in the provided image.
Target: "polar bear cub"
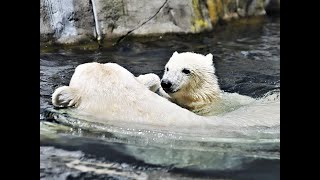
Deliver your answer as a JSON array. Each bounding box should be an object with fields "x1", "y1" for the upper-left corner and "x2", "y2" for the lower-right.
[{"x1": 158, "y1": 51, "x2": 222, "y2": 115}]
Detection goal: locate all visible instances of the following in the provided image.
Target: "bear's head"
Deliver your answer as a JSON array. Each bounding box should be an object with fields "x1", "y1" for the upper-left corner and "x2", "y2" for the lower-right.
[
  {"x1": 160, "y1": 51, "x2": 221, "y2": 114},
  {"x1": 161, "y1": 51, "x2": 218, "y2": 94}
]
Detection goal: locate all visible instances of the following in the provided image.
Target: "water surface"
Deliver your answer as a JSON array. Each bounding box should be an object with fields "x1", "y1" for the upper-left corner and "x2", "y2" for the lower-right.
[{"x1": 40, "y1": 16, "x2": 280, "y2": 179}]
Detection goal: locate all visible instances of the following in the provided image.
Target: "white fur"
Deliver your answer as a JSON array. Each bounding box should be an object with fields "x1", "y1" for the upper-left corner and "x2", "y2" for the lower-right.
[
  {"x1": 52, "y1": 86, "x2": 80, "y2": 107},
  {"x1": 160, "y1": 52, "x2": 221, "y2": 116},
  {"x1": 51, "y1": 61, "x2": 279, "y2": 130},
  {"x1": 52, "y1": 62, "x2": 213, "y2": 129},
  {"x1": 136, "y1": 73, "x2": 161, "y2": 92}
]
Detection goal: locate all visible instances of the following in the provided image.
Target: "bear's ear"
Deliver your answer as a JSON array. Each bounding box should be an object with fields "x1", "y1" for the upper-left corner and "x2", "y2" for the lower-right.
[
  {"x1": 173, "y1": 51, "x2": 179, "y2": 56},
  {"x1": 205, "y1": 53, "x2": 213, "y2": 64}
]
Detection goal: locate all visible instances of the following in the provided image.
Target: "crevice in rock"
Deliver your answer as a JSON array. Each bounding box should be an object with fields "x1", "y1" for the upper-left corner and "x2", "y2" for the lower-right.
[
  {"x1": 114, "y1": 0, "x2": 169, "y2": 45},
  {"x1": 245, "y1": 0, "x2": 254, "y2": 16}
]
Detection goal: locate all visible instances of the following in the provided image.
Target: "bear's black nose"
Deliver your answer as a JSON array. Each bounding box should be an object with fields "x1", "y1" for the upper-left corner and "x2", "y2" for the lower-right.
[{"x1": 161, "y1": 80, "x2": 172, "y2": 89}]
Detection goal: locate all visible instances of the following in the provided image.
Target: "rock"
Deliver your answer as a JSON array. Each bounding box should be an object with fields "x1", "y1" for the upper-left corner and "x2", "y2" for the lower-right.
[
  {"x1": 40, "y1": 0, "x2": 280, "y2": 45},
  {"x1": 237, "y1": 0, "x2": 266, "y2": 17},
  {"x1": 223, "y1": 0, "x2": 239, "y2": 20},
  {"x1": 265, "y1": 0, "x2": 280, "y2": 15},
  {"x1": 40, "y1": 0, "x2": 95, "y2": 44}
]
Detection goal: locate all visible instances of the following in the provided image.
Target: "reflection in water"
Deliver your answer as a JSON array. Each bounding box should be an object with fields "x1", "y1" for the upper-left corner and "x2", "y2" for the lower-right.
[{"x1": 40, "y1": 16, "x2": 280, "y2": 179}]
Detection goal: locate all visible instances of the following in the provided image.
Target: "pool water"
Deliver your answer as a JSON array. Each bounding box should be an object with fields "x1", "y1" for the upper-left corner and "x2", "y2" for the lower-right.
[{"x1": 40, "y1": 16, "x2": 280, "y2": 180}]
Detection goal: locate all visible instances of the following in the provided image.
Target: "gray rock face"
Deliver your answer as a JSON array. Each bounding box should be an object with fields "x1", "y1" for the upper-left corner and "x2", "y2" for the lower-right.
[
  {"x1": 111, "y1": 0, "x2": 192, "y2": 35},
  {"x1": 265, "y1": 0, "x2": 280, "y2": 15},
  {"x1": 40, "y1": 0, "x2": 95, "y2": 44},
  {"x1": 40, "y1": 0, "x2": 280, "y2": 45}
]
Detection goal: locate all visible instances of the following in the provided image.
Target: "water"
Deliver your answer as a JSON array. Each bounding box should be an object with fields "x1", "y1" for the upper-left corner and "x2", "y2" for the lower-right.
[{"x1": 40, "y1": 16, "x2": 280, "y2": 179}]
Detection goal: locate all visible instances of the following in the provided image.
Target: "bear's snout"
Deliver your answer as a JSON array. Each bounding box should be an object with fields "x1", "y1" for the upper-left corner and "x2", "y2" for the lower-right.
[{"x1": 161, "y1": 80, "x2": 173, "y2": 92}]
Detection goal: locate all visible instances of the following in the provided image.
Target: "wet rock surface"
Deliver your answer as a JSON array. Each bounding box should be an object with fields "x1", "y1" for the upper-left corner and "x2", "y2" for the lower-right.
[
  {"x1": 40, "y1": 0, "x2": 95, "y2": 44},
  {"x1": 40, "y1": 0, "x2": 280, "y2": 44}
]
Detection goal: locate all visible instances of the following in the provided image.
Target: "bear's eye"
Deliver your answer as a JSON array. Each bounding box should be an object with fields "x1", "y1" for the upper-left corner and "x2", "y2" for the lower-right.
[
  {"x1": 182, "y1": 68, "x2": 191, "y2": 74},
  {"x1": 166, "y1": 67, "x2": 169, "y2": 71}
]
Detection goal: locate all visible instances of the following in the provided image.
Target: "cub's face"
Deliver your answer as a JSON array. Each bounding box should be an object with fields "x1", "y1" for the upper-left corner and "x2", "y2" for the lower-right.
[{"x1": 161, "y1": 51, "x2": 214, "y2": 94}]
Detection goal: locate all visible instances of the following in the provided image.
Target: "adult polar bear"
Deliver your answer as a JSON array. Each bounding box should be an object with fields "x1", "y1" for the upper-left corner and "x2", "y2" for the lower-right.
[{"x1": 52, "y1": 52, "x2": 279, "y2": 130}]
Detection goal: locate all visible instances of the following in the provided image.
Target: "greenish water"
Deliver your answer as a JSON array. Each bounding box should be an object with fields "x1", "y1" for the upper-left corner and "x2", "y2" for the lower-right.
[{"x1": 40, "y1": 16, "x2": 280, "y2": 179}]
